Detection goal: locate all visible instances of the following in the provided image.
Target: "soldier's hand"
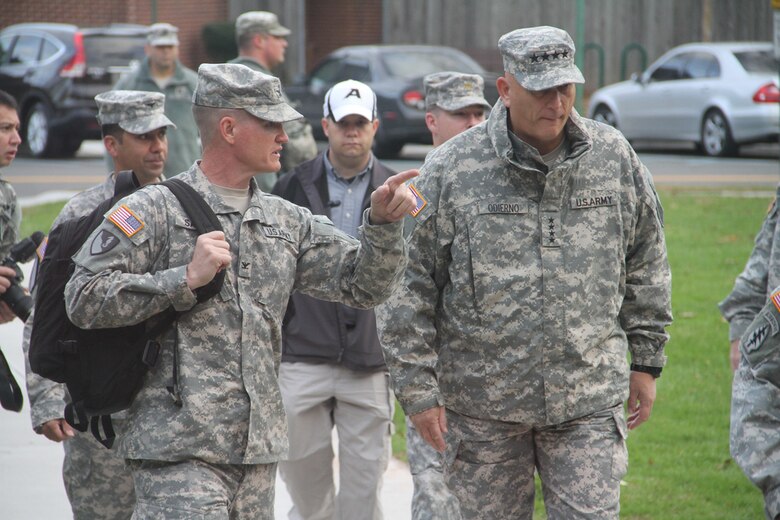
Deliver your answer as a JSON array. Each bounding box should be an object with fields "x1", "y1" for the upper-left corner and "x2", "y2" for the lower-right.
[
  {"x1": 729, "y1": 339, "x2": 740, "y2": 372},
  {"x1": 40, "y1": 418, "x2": 76, "y2": 442},
  {"x1": 369, "y1": 169, "x2": 420, "y2": 224},
  {"x1": 410, "y1": 406, "x2": 447, "y2": 453},
  {"x1": 0, "y1": 265, "x2": 15, "y2": 294},
  {"x1": 627, "y1": 371, "x2": 656, "y2": 430},
  {"x1": 0, "y1": 301, "x2": 14, "y2": 323},
  {"x1": 186, "y1": 231, "x2": 231, "y2": 291}
]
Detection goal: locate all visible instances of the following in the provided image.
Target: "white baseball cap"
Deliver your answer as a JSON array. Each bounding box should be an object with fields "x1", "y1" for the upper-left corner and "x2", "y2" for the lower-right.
[{"x1": 322, "y1": 80, "x2": 376, "y2": 122}]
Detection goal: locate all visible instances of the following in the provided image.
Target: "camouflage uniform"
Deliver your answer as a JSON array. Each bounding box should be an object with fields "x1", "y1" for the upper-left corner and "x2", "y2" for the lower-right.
[
  {"x1": 376, "y1": 26, "x2": 672, "y2": 519},
  {"x1": 229, "y1": 11, "x2": 317, "y2": 182},
  {"x1": 64, "y1": 63, "x2": 407, "y2": 519},
  {"x1": 403, "y1": 71, "x2": 494, "y2": 520},
  {"x1": 113, "y1": 24, "x2": 199, "y2": 178},
  {"x1": 720, "y1": 189, "x2": 780, "y2": 519},
  {"x1": 0, "y1": 173, "x2": 20, "y2": 257},
  {"x1": 22, "y1": 91, "x2": 174, "y2": 519}
]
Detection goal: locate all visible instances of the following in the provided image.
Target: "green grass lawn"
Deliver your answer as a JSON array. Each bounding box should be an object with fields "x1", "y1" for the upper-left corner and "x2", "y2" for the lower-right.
[{"x1": 21, "y1": 188, "x2": 768, "y2": 518}]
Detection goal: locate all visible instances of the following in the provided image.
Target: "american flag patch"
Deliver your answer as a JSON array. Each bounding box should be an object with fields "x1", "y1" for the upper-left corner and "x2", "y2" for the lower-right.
[
  {"x1": 36, "y1": 236, "x2": 48, "y2": 261},
  {"x1": 108, "y1": 205, "x2": 144, "y2": 237},
  {"x1": 409, "y1": 184, "x2": 427, "y2": 217},
  {"x1": 772, "y1": 289, "x2": 780, "y2": 313}
]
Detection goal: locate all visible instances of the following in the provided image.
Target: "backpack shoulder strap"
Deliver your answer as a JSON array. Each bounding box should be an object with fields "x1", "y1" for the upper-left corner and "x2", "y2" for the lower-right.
[
  {"x1": 160, "y1": 178, "x2": 225, "y2": 302},
  {"x1": 113, "y1": 170, "x2": 140, "y2": 199},
  {"x1": 162, "y1": 178, "x2": 222, "y2": 234}
]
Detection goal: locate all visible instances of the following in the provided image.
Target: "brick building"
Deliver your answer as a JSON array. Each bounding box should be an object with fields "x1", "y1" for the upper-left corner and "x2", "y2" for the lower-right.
[{"x1": 0, "y1": 0, "x2": 229, "y2": 69}]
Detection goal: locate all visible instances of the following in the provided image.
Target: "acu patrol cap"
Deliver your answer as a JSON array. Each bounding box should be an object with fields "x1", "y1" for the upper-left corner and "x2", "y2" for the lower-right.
[
  {"x1": 193, "y1": 63, "x2": 303, "y2": 123},
  {"x1": 95, "y1": 90, "x2": 175, "y2": 134},
  {"x1": 498, "y1": 26, "x2": 585, "y2": 92},
  {"x1": 424, "y1": 71, "x2": 491, "y2": 112},
  {"x1": 147, "y1": 23, "x2": 179, "y2": 46},
  {"x1": 235, "y1": 11, "x2": 291, "y2": 39}
]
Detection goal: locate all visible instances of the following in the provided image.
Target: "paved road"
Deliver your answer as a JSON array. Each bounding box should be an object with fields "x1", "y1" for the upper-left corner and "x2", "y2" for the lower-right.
[{"x1": 3, "y1": 140, "x2": 779, "y2": 202}]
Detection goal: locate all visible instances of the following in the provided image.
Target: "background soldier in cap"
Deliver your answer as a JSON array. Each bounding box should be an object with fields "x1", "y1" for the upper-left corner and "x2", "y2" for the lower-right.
[
  {"x1": 64, "y1": 63, "x2": 418, "y2": 519},
  {"x1": 22, "y1": 90, "x2": 174, "y2": 519},
  {"x1": 230, "y1": 11, "x2": 317, "y2": 189},
  {"x1": 0, "y1": 89, "x2": 22, "y2": 323},
  {"x1": 423, "y1": 71, "x2": 491, "y2": 148},
  {"x1": 377, "y1": 26, "x2": 672, "y2": 519},
  {"x1": 272, "y1": 79, "x2": 395, "y2": 520},
  {"x1": 720, "y1": 192, "x2": 780, "y2": 519},
  {"x1": 113, "y1": 22, "x2": 199, "y2": 178},
  {"x1": 401, "y1": 71, "x2": 493, "y2": 520}
]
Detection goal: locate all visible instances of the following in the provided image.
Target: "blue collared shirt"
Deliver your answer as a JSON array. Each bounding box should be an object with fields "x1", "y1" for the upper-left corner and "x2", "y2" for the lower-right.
[{"x1": 323, "y1": 151, "x2": 373, "y2": 238}]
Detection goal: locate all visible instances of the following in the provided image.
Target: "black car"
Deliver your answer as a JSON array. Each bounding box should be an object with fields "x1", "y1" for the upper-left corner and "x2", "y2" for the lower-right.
[
  {"x1": 0, "y1": 23, "x2": 147, "y2": 158},
  {"x1": 286, "y1": 45, "x2": 499, "y2": 158}
]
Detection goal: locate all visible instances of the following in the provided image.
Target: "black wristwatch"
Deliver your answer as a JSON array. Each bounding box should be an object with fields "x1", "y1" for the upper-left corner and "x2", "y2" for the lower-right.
[{"x1": 630, "y1": 363, "x2": 663, "y2": 379}]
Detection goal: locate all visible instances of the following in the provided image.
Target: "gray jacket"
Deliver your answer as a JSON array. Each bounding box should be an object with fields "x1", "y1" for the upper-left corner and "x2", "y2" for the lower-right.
[{"x1": 377, "y1": 101, "x2": 672, "y2": 426}]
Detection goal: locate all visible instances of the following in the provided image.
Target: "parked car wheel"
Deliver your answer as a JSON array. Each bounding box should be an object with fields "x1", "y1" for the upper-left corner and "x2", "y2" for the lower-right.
[
  {"x1": 592, "y1": 104, "x2": 618, "y2": 129},
  {"x1": 700, "y1": 109, "x2": 737, "y2": 157},
  {"x1": 23, "y1": 101, "x2": 56, "y2": 158}
]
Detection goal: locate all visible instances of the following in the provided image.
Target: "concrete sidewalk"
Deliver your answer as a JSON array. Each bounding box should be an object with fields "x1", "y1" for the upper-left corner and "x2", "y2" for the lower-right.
[{"x1": 0, "y1": 263, "x2": 412, "y2": 519}]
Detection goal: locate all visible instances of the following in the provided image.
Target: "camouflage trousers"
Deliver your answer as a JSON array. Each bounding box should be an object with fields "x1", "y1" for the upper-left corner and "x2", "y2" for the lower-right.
[
  {"x1": 405, "y1": 416, "x2": 462, "y2": 520},
  {"x1": 127, "y1": 458, "x2": 276, "y2": 519},
  {"x1": 731, "y1": 356, "x2": 780, "y2": 520},
  {"x1": 444, "y1": 404, "x2": 628, "y2": 520},
  {"x1": 63, "y1": 425, "x2": 135, "y2": 520}
]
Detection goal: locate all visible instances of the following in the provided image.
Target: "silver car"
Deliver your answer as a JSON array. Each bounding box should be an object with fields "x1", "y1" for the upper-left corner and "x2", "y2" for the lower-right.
[{"x1": 587, "y1": 42, "x2": 779, "y2": 157}]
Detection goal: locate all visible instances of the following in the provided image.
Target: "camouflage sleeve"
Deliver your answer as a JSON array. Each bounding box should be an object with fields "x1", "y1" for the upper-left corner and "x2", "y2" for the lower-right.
[
  {"x1": 64, "y1": 191, "x2": 198, "y2": 329},
  {"x1": 621, "y1": 159, "x2": 673, "y2": 368},
  {"x1": 376, "y1": 175, "x2": 446, "y2": 416},
  {"x1": 22, "y1": 309, "x2": 68, "y2": 430},
  {"x1": 730, "y1": 319, "x2": 780, "y2": 519},
  {"x1": 719, "y1": 201, "x2": 778, "y2": 341},
  {"x1": 294, "y1": 209, "x2": 407, "y2": 309},
  {"x1": 0, "y1": 180, "x2": 20, "y2": 257}
]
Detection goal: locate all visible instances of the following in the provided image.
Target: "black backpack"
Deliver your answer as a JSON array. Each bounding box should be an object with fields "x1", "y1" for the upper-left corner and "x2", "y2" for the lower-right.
[{"x1": 29, "y1": 172, "x2": 225, "y2": 448}]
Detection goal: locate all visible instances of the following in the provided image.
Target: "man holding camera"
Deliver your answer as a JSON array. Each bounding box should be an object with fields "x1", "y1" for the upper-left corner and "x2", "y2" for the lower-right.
[{"x1": 0, "y1": 89, "x2": 22, "y2": 323}]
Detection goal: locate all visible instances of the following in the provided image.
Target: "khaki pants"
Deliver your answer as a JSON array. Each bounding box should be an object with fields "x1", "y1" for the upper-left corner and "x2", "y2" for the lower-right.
[{"x1": 278, "y1": 362, "x2": 393, "y2": 520}]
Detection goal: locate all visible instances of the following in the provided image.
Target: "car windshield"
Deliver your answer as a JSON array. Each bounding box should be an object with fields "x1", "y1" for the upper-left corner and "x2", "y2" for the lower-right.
[
  {"x1": 734, "y1": 50, "x2": 779, "y2": 74},
  {"x1": 380, "y1": 50, "x2": 481, "y2": 80},
  {"x1": 83, "y1": 34, "x2": 146, "y2": 67}
]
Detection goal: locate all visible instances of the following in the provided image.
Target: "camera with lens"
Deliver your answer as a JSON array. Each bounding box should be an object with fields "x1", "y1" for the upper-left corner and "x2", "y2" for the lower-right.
[{"x1": 1, "y1": 231, "x2": 44, "y2": 322}]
